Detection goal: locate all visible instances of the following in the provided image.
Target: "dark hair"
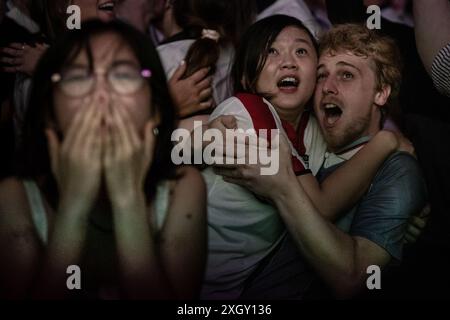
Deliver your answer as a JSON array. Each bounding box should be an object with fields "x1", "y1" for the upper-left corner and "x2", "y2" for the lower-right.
[
  {"x1": 16, "y1": 20, "x2": 177, "y2": 205},
  {"x1": 232, "y1": 15, "x2": 318, "y2": 94},
  {"x1": 31, "y1": 0, "x2": 70, "y2": 43},
  {"x1": 172, "y1": 0, "x2": 256, "y2": 79}
]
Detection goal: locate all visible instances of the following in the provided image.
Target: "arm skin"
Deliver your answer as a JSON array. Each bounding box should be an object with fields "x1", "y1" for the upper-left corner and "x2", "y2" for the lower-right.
[
  {"x1": 413, "y1": 0, "x2": 450, "y2": 75},
  {"x1": 31, "y1": 199, "x2": 90, "y2": 298},
  {"x1": 112, "y1": 166, "x2": 207, "y2": 299},
  {"x1": 272, "y1": 175, "x2": 391, "y2": 299},
  {"x1": 298, "y1": 130, "x2": 398, "y2": 220},
  {"x1": 0, "y1": 178, "x2": 91, "y2": 299}
]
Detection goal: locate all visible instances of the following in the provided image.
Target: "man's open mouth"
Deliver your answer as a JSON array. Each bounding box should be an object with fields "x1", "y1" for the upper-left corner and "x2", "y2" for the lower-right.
[{"x1": 323, "y1": 103, "x2": 343, "y2": 126}]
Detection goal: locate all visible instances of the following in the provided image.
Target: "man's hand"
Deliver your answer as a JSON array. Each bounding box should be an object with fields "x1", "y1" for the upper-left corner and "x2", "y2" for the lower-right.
[
  {"x1": 214, "y1": 132, "x2": 296, "y2": 201},
  {"x1": 168, "y1": 61, "x2": 214, "y2": 118},
  {"x1": 404, "y1": 204, "x2": 431, "y2": 244},
  {"x1": 208, "y1": 114, "x2": 237, "y2": 132}
]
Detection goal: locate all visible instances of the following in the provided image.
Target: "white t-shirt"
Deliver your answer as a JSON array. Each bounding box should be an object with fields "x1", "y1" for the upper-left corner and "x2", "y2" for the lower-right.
[{"x1": 200, "y1": 94, "x2": 326, "y2": 299}]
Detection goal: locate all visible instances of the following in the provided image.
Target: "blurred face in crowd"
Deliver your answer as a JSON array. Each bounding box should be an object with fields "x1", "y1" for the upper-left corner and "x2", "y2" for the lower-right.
[
  {"x1": 116, "y1": 0, "x2": 152, "y2": 32},
  {"x1": 150, "y1": 0, "x2": 167, "y2": 22},
  {"x1": 364, "y1": 0, "x2": 388, "y2": 6},
  {"x1": 314, "y1": 50, "x2": 390, "y2": 152},
  {"x1": 52, "y1": 32, "x2": 151, "y2": 136},
  {"x1": 73, "y1": 0, "x2": 117, "y2": 22},
  {"x1": 256, "y1": 26, "x2": 317, "y2": 124}
]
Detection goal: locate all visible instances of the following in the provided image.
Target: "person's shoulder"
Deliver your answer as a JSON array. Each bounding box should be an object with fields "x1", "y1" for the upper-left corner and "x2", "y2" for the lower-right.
[
  {"x1": 174, "y1": 166, "x2": 206, "y2": 201},
  {"x1": 381, "y1": 152, "x2": 421, "y2": 175},
  {"x1": 214, "y1": 93, "x2": 269, "y2": 113},
  {"x1": 210, "y1": 96, "x2": 246, "y2": 118},
  {"x1": 374, "y1": 152, "x2": 427, "y2": 196}
]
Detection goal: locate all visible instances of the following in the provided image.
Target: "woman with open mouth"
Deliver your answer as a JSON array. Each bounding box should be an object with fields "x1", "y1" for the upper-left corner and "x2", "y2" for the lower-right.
[{"x1": 200, "y1": 14, "x2": 411, "y2": 300}]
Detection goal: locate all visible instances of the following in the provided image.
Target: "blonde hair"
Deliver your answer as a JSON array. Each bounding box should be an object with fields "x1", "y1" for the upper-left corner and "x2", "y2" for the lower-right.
[{"x1": 319, "y1": 24, "x2": 402, "y2": 113}]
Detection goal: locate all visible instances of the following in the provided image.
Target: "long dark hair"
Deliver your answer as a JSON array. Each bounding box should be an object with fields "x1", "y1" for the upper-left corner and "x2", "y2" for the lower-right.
[
  {"x1": 16, "y1": 20, "x2": 177, "y2": 205},
  {"x1": 172, "y1": 0, "x2": 256, "y2": 79},
  {"x1": 232, "y1": 15, "x2": 318, "y2": 94}
]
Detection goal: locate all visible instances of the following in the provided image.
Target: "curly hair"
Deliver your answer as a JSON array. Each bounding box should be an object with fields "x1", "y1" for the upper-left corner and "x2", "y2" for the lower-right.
[{"x1": 319, "y1": 24, "x2": 402, "y2": 114}]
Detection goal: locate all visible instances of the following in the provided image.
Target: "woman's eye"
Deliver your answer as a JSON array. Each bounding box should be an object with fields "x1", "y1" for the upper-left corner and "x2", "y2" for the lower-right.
[
  {"x1": 114, "y1": 72, "x2": 137, "y2": 79},
  {"x1": 296, "y1": 48, "x2": 308, "y2": 56},
  {"x1": 64, "y1": 73, "x2": 90, "y2": 82},
  {"x1": 268, "y1": 47, "x2": 278, "y2": 55},
  {"x1": 111, "y1": 66, "x2": 140, "y2": 80}
]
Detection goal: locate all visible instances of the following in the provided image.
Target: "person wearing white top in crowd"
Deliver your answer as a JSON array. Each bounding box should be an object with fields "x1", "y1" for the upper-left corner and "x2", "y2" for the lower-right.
[{"x1": 156, "y1": 0, "x2": 256, "y2": 131}]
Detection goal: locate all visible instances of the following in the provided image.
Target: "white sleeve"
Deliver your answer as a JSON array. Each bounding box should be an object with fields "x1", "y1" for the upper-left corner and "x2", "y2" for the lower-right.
[
  {"x1": 209, "y1": 97, "x2": 255, "y2": 131},
  {"x1": 157, "y1": 41, "x2": 193, "y2": 80}
]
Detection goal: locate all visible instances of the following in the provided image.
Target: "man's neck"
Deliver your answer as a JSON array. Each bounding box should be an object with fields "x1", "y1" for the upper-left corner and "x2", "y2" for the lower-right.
[
  {"x1": 321, "y1": 135, "x2": 372, "y2": 170},
  {"x1": 334, "y1": 120, "x2": 381, "y2": 156},
  {"x1": 335, "y1": 135, "x2": 372, "y2": 158}
]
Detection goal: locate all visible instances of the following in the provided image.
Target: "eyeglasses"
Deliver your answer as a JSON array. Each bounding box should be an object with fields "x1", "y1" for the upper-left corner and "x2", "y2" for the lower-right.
[{"x1": 51, "y1": 63, "x2": 152, "y2": 98}]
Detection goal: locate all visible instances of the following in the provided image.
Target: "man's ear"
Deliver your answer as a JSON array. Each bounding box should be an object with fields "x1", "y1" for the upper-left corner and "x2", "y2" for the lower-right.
[{"x1": 374, "y1": 84, "x2": 391, "y2": 107}]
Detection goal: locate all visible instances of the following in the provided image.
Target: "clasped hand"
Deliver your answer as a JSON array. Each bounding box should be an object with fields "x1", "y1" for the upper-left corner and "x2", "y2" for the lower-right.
[{"x1": 45, "y1": 96, "x2": 156, "y2": 216}]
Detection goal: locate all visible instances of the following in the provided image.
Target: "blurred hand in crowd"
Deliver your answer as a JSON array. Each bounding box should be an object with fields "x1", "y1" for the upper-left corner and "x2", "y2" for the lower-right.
[
  {"x1": 404, "y1": 204, "x2": 431, "y2": 244},
  {"x1": 168, "y1": 61, "x2": 214, "y2": 118},
  {"x1": 0, "y1": 42, "x2": 49, "y2": 75}
]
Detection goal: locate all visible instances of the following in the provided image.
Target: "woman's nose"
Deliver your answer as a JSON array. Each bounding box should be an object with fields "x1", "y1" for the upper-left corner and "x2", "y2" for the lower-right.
[
  {"x1": 92, "y1": 74, "x2": 112, "y2": 105},
  {"x1": 281, "y1": 53, "x2": 298, "y2": 70}
]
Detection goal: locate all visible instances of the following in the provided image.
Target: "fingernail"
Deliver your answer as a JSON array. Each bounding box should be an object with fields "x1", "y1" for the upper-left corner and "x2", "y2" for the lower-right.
[{"x1": 180, "y1": 60, "x2": 186, "y2": 66}]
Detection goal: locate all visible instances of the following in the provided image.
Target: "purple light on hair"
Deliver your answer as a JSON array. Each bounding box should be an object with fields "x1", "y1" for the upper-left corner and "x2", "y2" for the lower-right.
[{"x1": 141, "y1": 69, "x2": 152, "y2": 78}]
